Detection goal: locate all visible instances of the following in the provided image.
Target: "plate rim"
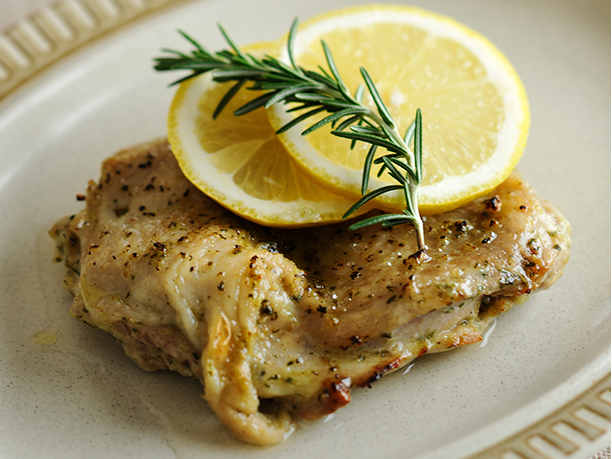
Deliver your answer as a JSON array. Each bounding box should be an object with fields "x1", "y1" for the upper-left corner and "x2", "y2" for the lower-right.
[{"x1": 0, "y1": 0, "x2": 609, "y2": 457}]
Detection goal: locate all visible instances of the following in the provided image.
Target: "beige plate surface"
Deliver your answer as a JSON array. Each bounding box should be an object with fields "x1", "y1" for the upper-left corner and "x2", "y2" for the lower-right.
[{"x1": 0, "y1": 0, "x2": 609, "y2": 458}]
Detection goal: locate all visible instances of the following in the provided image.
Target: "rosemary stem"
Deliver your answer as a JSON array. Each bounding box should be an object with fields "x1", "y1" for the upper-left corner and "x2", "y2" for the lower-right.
[
  {"x1": 409, "y1": 184, "x2": 426, "y2": 251},
  {"x1": 154, "y1": 22, "x2": 429, "y2": 254},
  {"x1": 366, "y1": 110, "x2": 426, "y2": 252}
]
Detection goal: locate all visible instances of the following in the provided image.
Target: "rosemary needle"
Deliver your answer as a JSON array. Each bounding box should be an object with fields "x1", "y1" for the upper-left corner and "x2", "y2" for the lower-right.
[{"x1": 154, "y1": 19, "x2": 428, "y2": 255}]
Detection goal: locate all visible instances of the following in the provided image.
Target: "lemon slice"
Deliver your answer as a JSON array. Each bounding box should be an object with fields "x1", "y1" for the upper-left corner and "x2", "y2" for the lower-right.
[
  {"x1": 168, "y1": 42, "x2": 361, "y2": 227},
  {"x1": 268, "y1": 4, "x2": 530, "y2": 214}
]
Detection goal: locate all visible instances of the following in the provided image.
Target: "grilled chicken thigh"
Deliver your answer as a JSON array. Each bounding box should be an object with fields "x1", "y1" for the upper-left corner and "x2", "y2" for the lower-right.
[{"x1": 50, "y1": 139, "x2": 570, "y2": 444}]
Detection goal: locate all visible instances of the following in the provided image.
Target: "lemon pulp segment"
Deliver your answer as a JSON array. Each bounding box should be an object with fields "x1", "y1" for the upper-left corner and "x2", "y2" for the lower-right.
[
  {"x1": 269, "y1": 5, "x2": 530, "y2": 214},
  {"x1": 168, "y1": 42, "x2": 361, "y2": 227}
]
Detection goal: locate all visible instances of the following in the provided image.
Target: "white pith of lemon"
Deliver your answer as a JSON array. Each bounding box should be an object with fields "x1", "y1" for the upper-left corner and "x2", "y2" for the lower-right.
[
  {"x1": 268, "y1": 4, "x2": 530, "y2": 214},
  {"x1": 167, "y1": 43, "x2": 364, "y2": 227}
]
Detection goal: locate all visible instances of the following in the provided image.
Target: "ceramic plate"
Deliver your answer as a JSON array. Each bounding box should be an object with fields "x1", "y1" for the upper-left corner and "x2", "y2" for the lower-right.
[{"x1": 0, "y1": 0, "x2": 609, "y2": 458}]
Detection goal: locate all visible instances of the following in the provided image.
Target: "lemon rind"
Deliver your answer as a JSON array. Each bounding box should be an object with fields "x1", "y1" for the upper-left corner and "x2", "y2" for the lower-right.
[
  {"x1": 168, "y1": 70, "x2": 360, "y2": 228},
  {"x1": 268, "y1": 4, "x2": 530, "y2": 214}
]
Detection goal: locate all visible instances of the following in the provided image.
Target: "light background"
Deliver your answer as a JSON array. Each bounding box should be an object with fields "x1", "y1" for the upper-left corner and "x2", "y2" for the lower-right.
[{"x1": 0, "y1": 0, "x2": 608, "y2": 458}]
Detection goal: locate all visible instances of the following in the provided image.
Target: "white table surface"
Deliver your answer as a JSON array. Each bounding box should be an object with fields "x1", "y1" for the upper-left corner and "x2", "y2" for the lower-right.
[{"x1": 0, "y1": 0, "x2": 47, "y2": 31}]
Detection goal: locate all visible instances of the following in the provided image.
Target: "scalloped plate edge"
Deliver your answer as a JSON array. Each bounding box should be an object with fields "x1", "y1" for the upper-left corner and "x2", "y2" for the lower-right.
[
  {"x1": 473, "y1": 374, "x2": 610, "y2": 459},
  {"x1": 0, "y1": 0, "x2": 192, "y2": 101}
]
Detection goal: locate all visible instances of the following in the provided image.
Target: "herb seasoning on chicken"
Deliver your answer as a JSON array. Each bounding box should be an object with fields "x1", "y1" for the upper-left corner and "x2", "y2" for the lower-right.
[{"x1": 50, "y1": 139, "x2": 570, "y2": 444}]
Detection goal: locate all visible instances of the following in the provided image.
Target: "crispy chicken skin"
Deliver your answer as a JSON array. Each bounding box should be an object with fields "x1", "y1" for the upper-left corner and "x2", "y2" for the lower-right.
[{"x1": 50, "y1": 139, "x2": 570, "y2": 445}]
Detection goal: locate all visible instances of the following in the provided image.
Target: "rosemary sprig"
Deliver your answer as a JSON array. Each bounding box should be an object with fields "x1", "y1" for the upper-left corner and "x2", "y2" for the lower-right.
[{"x1": 154, "y1": 19, "x2": 427, "y2": 254}]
